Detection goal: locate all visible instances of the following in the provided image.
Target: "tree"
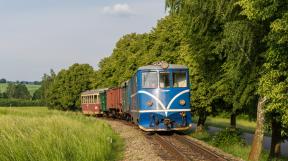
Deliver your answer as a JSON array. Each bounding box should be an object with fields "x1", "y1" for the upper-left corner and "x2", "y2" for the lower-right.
[
  {"x1": 0, "y1": 78, "x2": 6, "y2": 83},
  {"x1": 5, "y1": 83, "x2": 31, "y2": 99},
  {"x1": 32, "y1": 88, "x2": 42, "y2": 100},
  {"x1": 6, "y1": 83, "x2": 16, "y2": 98},
  {"x1": 248, "y1": 97, "x2": 266, "y2": 161},
  {"x1": 47, "y1": 64, "x2": 94, "y2": 110},
  {"x1": 38, "y1": 69, "x2": 56, "y2": 105},
  {"x1": 165, "y1": 0, "x2": 243, "y2": 132},
  {"x1": 14, "y1": 84, "x2": 31, "y2": 99},
  {"x1": 238, "y1": 0, "x2": 288, "y2": 159}
]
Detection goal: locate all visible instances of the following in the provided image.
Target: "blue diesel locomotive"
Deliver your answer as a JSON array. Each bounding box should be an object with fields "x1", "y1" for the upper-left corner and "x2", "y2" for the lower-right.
[{"x1": 125, "y1": 62, "x2": 192, "y2": 131}]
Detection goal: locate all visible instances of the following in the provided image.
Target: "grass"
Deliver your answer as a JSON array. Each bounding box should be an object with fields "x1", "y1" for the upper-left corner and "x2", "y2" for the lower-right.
[
  {"x1": 0, "y1": 83, "x2": 40, "y2": 95},
  {"x1": 206, "y1": 116, "x2": 256, "y2": 133},
  {"x1": 193, "y1": 115, "x2": 257, "y2": 134},
  {"x1": 0, "y1": 107, "x2": 123, "y2": 161},
  {"x1": 191, "y1": 131, "x2": 287, "y2": 161}
]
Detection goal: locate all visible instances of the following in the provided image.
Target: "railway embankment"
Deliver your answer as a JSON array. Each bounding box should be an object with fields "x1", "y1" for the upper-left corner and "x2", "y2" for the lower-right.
[{"x1": 105, "y1": 119, "x2": 243, "y2": 161}]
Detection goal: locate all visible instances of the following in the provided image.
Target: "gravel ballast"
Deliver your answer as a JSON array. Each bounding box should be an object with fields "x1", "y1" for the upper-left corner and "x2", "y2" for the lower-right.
[{"x1": 104, "y1": 119, "x2": 164, "y2": 161}]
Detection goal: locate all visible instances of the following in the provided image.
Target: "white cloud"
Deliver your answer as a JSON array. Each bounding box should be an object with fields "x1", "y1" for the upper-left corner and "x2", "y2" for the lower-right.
[{"x1": 103, "y1": 3, "x2": 133, "y2": 16}]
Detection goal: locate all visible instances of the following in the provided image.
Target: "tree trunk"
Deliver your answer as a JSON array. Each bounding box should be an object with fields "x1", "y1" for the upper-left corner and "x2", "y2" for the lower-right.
[
  {"x1": 196, "y1": 111, "x2": 207, "y2": 132},
  {"x1": 269, "y1": 117, "x2": 282, "y2": 158},
  {"x1": 230, "y1": 113, "x2": 237, "y2": 129},
  {"x1": 248, "y1": 96, "x2": 267, "y2": 161}
]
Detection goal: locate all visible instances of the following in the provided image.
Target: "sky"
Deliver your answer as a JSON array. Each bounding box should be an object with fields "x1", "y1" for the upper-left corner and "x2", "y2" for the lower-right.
[{"x1": 0, "y1": 0, "x2": 166, "y2": 81}]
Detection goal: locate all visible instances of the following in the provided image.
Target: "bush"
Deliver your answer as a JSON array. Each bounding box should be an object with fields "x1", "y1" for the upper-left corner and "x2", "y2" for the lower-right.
[
  {"x1": 211, "y1": 128, "x2": 245, "y2": 147},
  {"x1": 0, "y1": 99, "x2": 44, "y2": 107}
]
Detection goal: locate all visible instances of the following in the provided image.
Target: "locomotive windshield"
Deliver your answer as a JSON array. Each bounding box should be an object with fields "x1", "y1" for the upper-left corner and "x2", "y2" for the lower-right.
[
  {"x1": 173, "y1": 71, "x2": 187, "y2": 88},
  {"x1": 142, "y1": 71, "x2": 158, "y2": 88},
  {"x1": 159, "y1": 72, "x2": 170, "y2": 88},
  {"x1": 141, "y1": 70, "x2": 188, "y2": 88}
]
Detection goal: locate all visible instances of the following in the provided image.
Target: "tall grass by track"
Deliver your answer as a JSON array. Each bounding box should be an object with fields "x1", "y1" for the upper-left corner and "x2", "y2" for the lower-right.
[{"x1": 0, "y1": 107, "x2": 123, "y2": 161}]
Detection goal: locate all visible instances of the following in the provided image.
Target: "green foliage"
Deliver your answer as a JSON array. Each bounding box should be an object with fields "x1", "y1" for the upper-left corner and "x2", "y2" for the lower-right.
[
  {"x1": 238, "y1": 0, "x2": 285, "y2": 21},
  {"x1": 236, "y1": 0, "x2": 288, "y2": 139},
  {"x1": 5, "y1": 83, "x2": 31, "y2": 99},
  {"x1": 38, "y1": 70, "x2": 56, "y2": 104},
  {"x1": 0, "y1": 107, "x2": 123, "y2": 161},
  {"x1": 32, "y1": 87, "x2": 42, "y2": 100},
  {"x1": 47, "y1": 64, "x2": 94, "y2": 110},
  {"x1": 0, "y1": 98, "x2": 44, "y2": 107},
  {"x1": 211, "y1": 128, "x2": 245, "y2": 146},
  {"x1": 93, "y1": 16, "x2": 189, "y2": 88},
  {"x1": 0, "y1": 83, "x2": 40, "y2": 96},
  {"x1": 0, "y1": 78, "x2": 6, "y2": 83}
]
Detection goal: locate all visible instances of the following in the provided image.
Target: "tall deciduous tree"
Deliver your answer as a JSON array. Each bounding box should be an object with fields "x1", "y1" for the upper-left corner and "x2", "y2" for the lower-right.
[
  {"x1": 238, "y1": 0, "x2": 288, "y2": 159},
  {"x1": 47, "y1": 64, "x2": 94, "y2": 110}
]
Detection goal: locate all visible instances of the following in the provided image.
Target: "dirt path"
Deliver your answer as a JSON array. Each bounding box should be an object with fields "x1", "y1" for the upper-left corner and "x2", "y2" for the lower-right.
[{"x1": 104, "y1": 119, "x2": 164, "y2": 161}]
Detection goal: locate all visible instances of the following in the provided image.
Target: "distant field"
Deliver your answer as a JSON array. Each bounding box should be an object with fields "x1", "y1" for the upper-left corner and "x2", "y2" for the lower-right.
[
  {"x1": 0, "y1": 107, "x2": 123, "y2": 161},
  {"x1": 0, "y1": 83, "x2": 40, "y2": 95}
]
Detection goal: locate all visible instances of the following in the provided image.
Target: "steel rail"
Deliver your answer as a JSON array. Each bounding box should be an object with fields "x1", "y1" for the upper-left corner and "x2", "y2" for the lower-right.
[
  {"x1": 152, "y1": 133, "x2": 192, "y2": 161},
  {"x1": 173, "y1": 134, "x2": 228, "y2": 161}
]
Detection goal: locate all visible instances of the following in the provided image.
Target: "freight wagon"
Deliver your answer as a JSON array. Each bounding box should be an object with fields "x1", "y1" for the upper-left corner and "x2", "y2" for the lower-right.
[{"x1": 106, "y1": 87, "x2": 123, "y2": 117}]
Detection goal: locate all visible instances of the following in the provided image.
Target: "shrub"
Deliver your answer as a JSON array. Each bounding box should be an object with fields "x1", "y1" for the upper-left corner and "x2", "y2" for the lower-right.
[{"x1": 211, "y1": 128, "x2": 245, "y2": 147}]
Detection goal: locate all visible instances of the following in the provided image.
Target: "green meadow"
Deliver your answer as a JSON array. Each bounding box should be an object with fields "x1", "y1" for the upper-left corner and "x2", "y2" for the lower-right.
[
  {"x1": 0, "y1": 83, "x2": 40, "y2": 95},
  {"x1": 0, "y1": 107, "x2": 123, "y2": 161}
]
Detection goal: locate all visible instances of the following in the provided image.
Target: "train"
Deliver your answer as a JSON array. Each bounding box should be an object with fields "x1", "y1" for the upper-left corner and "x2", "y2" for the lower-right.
[{"x1": 81, "y1": 62, "x2": 192, "y2": 131}]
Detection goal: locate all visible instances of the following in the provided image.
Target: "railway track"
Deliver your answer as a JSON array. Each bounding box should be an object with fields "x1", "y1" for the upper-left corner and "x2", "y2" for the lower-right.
[
  {"x1": 145, "y1": 133, "x2": 230, "y2": 161},
  {"x1": 103, "y1": 118, "x2": 237, "y2": 161}
]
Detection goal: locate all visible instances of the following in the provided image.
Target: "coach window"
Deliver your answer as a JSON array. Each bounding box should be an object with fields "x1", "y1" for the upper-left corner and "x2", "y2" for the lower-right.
[
  {"x1": 142, "y1": 71, "x2": 158, "y2": 88},
  {"x1": 173, "y1": 71, "x2": 187, "y2": 88},
  {"x1": 96, "y1": 95, "x2": 99, "y2": 104},
  {"x1": 159, "y1": 72, "x2": 170, "y2": 88}
]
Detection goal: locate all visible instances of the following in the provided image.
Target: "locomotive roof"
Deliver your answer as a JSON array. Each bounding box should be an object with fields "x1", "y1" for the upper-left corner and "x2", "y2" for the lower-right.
[
  {"x1": 81, "y1": 88, "x2": 107, "y2": 95},
  {"x1": 138, "y1": 64, "x2": 188, "y2": 70}
]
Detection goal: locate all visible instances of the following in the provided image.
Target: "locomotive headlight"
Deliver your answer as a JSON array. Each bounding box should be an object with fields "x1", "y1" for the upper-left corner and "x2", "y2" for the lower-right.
[
  {"x1": 179, "y1": 100, "x2": 186, "y2": 106},
  {"x1": 146, "y1": 101, "x2": 153, "y2": 107}
]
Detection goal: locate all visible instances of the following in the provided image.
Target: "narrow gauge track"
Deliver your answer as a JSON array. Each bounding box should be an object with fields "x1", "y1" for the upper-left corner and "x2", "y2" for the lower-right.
[
  {"x1": 145, "y1": 133, "x2": 229, "y2": 161},
  {"x1": 102, "y1": 118, "x2": 232, "y2": 161}
]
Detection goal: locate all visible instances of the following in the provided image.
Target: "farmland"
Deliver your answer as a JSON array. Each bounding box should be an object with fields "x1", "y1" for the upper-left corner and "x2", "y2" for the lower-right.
[
  {"x1": 0, "y1": 83, "x2": 40, "y2": 95},
  {"x1": 0, "y1": 107, "x2": 123, "y2": 161}
]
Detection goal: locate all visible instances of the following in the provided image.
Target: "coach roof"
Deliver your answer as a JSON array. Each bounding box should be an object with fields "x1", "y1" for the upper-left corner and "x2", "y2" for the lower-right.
[
  {"x1": 81, "y1": 88, "x2": 107, "y2": 95},
  {"x1": 138, "y1": 64, "x2": 188, "y2": 70}
]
